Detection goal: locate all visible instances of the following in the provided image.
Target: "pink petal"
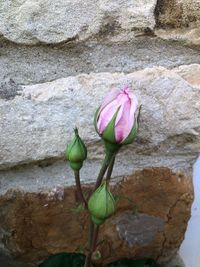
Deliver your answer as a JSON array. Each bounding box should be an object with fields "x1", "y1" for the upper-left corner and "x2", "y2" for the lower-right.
[
  {"x1": 98, "y1": 89, "x2": 120, "y2": 114},
  {"x1": 97, "y1": 99, "x2": 119, "y2": 134},
  {"x1": 114, "y1": 94, "x2": 129, "y2": 124},
  {"x1": 115, "y1": 100, "x2": 132, "y2": 143},
  {"x1": 115, "y1": 89, "x2": 138, "y2": 143},
  {"x1": 129, "y1": 92, "x2": 138, "y2": 120},
  {"x1": 97, "y1": 86, "x2": 138, "y2": 142}
]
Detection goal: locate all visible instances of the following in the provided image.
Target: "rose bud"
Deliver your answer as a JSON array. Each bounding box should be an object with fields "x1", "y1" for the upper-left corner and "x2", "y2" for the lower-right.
[
  {"x1": 88, "y1": 182, "x2": 116, "y2": 225},
  {"x1": 94, "y1": 86, "x2": 140, "y2": 149},
  {"x1": 65, "y1": 128, "x2": 87, "y2": 171}
]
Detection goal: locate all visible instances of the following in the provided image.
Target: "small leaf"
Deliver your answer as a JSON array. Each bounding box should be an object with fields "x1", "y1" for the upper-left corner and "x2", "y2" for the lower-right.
[
  {"x1": 71, "y1": 203, "x2": 85, "y2": 213},
  {"x1": 39, "y1": 252, "x2": 85, "y2": 267},
  {"x1": 75, "y1": 245, "x2": 85, "y2": 254}
]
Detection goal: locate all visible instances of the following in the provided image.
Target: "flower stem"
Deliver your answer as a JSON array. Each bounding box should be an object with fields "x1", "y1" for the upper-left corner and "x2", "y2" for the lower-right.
[
  {"x1": 84, "y1": 220, "x2": 94, "y2": 267},
  {"x1": 105, "y1": 155, "x2": 115, "y2": 183},
  {"x1": 85, "y1": 144, "x2": 119, "y2": 267},
  {"x1": 94, "y1": 152, "x2": 114, "y2": 190},
  {"x1": 74, "y1": 170, "x2": 87, "y2": 208},
  {"x1": 92, "y1": 224, "x2": 99, "y2": 252},
  {"x1": 84, "y1": 154, "x2": 113, "y2": 267},
  {"x1": 84, "y1": 223, "x2": 99, "y2": 267}
]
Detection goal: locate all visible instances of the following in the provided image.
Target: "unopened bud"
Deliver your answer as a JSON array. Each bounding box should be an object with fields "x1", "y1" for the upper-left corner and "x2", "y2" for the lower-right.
[
  {"x1": 65, "y1": 128, "x2": 87, "y2": 171},
  {"x1": 88, "y1": 182, "x2": 116, "y2": 225}
]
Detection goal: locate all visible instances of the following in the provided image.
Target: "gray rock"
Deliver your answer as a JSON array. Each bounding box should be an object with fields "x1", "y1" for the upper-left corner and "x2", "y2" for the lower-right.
[
  {"x1": 114, "y1": 212, "x2": 165, "y2": 247},
  {"x1": 0, "y1": 0, "x2": 156, "y2": 44},
  {"x1": 2, "y1": 38, "x2": 200, "y2": 100},
  {"x1": 0, "y1": 155, "x2": 195, "y2": 196},
  {"x1": 0, "y1": 65, "x2": 199, "y2": 173}
]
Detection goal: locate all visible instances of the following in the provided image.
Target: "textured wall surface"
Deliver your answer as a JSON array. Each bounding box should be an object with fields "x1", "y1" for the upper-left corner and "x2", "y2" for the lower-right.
[
  {"x1": 1, "y1": 0, "x2": 200, "y2": 45},
  {"x1": 0, "y1": 0, "x2": 200, "y2": 266},
  {"x1": 0, "y1": 0, "x2": 157, "y2": 44},
  {"x1": 0, "y1": 168, "x2": 193, "y2": 266}
]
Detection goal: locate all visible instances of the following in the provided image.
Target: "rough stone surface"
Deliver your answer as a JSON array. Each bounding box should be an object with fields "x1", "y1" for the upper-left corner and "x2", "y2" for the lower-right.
[
  {"x1": 0, "y1": 0, "x2": 156, "y2": 44},
  {"x1": 1, "y1": 38, "x2": 200, "y2": 101},
  {"x1": 0, "y1": 168, "x2": 193, "y2": 266},
  {"x1": 0, "y1": 156, "x2": 195, "y2": 196},
  {"x1": 1, "y1": 0, "x2": 200, "y2": 46},
  {"x1": 0, "y1": 64, "x2": 199, "y2": 174},
  {"x1": 155, "y1": 0, "x2": 200, "y2": 45},
  {"x1": 113, "y1": 213, "x2": 165, "y2": 247}
]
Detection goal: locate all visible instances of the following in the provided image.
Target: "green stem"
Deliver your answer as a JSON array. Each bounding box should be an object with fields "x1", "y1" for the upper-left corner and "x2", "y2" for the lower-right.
[
  {"x1": 105, "y1": 155, "x2": 115, "y2": 183},
  {"x1": 85, "y1": 143, "x2": 120, "y2": 267},
  {"x1": 84, "y1": 223, "x2": 99, "y2": 267},
  {"x1": 84, "y1": 219, "x2": 94, "y2": 267},
  {"x1": 92, "y1": 225, "x2": 99, "y2": 252},
  {"x1": 85, "y1": 154, "x2": 113, "y2": 267},
  {"x1": 74, "y1": 170, "x2": 87, "y2": 208},
  {"x1": 94, "y1": 152, "x2": 113, "y2": 190}
]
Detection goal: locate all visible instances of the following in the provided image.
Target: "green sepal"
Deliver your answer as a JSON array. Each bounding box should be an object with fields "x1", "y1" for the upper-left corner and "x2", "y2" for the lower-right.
[
  {"x1": 102, "y1": 109, "x2": 119, "y2": 144},
  {"x1": 122, "y1": 105, "x2": 142, "y2": 145},
  {"x1": 94, "y1": 107, "x2": 100, "y2": 134},
  {"x1": 104, "y1": 140, "x2": 121, "y2": 156},
  {"x1": 65, "y1": 135, "x2": 76, "y2": 161},
  {"x1": 67, "y1": 138, "x2": 87, "y2": 162},
  {"x1": 121, "y1": 121, "x2": 137, "y2": 145},
  {"x1": 88, "y1": 182, "x2": 116, "y2": 222},
  {"x1": 65, "y1": 128, "x2": 87, "y2": 171}
]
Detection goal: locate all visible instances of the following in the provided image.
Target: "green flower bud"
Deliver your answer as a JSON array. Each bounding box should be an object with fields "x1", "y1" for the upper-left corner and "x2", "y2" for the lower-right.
[
  {"x1": 65, "y1": 128, "x2": 87, "y2": 171},
  {"x1": 88, "y1": 182, "x2": 116, "y2": 225}
]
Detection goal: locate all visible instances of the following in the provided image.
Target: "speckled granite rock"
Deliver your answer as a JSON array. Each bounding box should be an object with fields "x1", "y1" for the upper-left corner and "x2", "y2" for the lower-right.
[
  {"x1": 0, "y1": 65, "x2": 199, "y2": 175},
  {"x1": 0, "y1": 0, "x2": 157, "y2": 44},
  {"x1": 1, "y1": 0, "x2": 200, "y2": 46}
]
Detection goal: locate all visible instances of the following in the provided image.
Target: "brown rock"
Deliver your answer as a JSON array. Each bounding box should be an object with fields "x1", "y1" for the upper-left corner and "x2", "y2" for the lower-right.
[
  {"x1": 155, "y1": 0, "x2": 200, "y2": 29},
  {"x1": 155, "y1": 0, "x2": 200, "y2": 45},
  {"x1": 0, "y1": 168, "x2": 193, "y2": 266},
  {"x1": 155, "y1": 0, "x2": 184, "y2": 29}
]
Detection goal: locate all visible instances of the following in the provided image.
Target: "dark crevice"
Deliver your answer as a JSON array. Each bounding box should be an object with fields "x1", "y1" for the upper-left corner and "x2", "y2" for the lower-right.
[{"x1": 0, "y1": 156, "x2": 64, "y2": 172}]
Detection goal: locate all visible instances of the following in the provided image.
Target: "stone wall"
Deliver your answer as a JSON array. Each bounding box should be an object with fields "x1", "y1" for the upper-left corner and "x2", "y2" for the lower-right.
[{"x1": 0, "y1": 1, "x2": 200, "y2": 266}]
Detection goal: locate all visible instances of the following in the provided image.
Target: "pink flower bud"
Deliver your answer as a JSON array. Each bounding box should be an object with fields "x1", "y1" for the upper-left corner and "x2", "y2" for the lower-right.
[{"x1": 94, "y1": 86, "x2": 139, "y2": 145}]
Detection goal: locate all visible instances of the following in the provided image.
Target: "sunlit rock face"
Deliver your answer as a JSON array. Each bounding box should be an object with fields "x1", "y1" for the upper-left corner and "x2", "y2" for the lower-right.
[
  {"x1": 1, "y1": 0, "x2": 200, "y2": 45},
  {"x1": 0, "y1": 0, "x2": 157, "y2": 44},
  {"x1": 0, "y1": 65, "x2": 200, "y2": 173}
]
